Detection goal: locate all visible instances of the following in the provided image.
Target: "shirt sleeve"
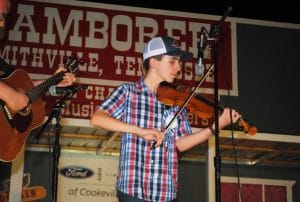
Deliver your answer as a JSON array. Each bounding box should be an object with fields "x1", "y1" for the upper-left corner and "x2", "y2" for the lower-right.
[{"x1": 97, "y1": 83, "x2": 128, "y2": 120}]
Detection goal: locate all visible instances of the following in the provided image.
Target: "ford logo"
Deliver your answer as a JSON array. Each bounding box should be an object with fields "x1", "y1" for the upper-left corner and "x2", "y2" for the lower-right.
[{"x1": 60, "y1": 166, "x2": 94, "y2": 179}]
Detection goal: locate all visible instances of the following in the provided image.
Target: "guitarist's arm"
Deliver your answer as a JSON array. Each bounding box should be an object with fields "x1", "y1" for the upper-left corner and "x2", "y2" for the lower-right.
[
  {"x1": 0, "y1": 66, "x2": 75, "y2": 112},
  {"x1": 0, "y1": 81, "x2": 29, "y2": 111}
]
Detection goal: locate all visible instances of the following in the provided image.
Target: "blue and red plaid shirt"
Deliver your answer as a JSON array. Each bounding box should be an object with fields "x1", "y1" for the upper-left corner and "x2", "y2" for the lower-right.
[{"x1": 98, "y1": 78, "x2": 192, "y2": 201}]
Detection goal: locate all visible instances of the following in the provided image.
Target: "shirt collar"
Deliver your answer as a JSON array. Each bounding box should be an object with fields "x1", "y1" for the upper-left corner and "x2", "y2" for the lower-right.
[{"x1": 138, "y1": 77, "x2": 151, "y2": 93}]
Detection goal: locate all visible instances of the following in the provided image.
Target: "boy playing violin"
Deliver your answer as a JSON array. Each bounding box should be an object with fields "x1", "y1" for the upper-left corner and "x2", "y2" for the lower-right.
[{"x1": 90, "y1": 36, "x2": 240, "y2": 202}]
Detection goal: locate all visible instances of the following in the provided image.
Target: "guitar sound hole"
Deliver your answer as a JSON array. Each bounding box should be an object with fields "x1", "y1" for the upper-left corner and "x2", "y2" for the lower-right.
[{"x1": 13, "y1": 111, "x2": 32, "y2": 133}]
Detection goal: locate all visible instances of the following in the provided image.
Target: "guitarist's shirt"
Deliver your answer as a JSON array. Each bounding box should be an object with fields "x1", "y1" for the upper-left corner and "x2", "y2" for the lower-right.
[{"x1": 0, "y1": 58, "x2": 13, "y2": 78}]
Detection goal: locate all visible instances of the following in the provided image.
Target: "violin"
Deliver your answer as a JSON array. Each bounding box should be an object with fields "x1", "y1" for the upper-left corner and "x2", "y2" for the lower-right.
[{"x1": 157, "y1": 82, "x2": 257, "y2": 135}]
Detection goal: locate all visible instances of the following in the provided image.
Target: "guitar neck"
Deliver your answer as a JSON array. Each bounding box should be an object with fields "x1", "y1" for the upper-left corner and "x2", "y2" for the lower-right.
[{"x1": 26, "y1": 71, "x2": 65, "y2": 102}]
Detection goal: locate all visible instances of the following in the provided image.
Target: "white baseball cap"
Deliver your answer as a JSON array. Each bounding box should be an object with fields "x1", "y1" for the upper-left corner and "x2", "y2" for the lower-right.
[{"x1": 143, "y1": 36, "x2": 193, "y2": 61}]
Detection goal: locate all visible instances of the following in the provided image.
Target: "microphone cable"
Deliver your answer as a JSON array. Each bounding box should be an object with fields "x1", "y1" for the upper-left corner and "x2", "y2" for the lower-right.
[{"x1": 220, "y1": 20, "x2": 244, "y2": 201}]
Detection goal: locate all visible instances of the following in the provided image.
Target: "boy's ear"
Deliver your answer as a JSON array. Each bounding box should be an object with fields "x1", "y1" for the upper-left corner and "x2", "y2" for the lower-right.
[{"x1": 149, "y1": 57, "x2": 159, "y2": 69}]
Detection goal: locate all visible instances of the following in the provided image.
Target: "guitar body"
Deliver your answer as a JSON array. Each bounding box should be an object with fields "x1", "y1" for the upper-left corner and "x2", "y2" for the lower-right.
[{"x1": 0, "y1": 69, "x2": 45, "y2": 162}]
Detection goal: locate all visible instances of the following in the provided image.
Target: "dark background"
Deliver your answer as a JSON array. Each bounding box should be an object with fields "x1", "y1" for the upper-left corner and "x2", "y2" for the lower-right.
[{"x1": 80, "y1": 0, "x2": 300, "y2": 24}]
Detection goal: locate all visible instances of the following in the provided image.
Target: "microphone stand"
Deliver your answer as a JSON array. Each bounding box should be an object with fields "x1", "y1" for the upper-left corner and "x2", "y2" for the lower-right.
[
  {"x1": 208, "y1": 7, "x2": 232, "y2": 202},
  {"x1": 50, "y1": 91, "x2": 71, "y2": 202},
  {"x1": 34, "y1": 85, "x2": 88, "y2": 143},
  {"x1": 34, "y1": 88, "x2": 78, "y2": 202}
]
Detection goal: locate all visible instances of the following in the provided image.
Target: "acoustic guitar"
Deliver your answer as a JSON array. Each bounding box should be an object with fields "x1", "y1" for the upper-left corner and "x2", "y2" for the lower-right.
[{"x1": 0, "y1": 55, "x2": 80, "y2": 162}]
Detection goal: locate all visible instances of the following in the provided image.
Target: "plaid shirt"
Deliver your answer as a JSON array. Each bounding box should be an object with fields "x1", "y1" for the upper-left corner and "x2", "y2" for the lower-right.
[{"x1": 99, "y1": 78, "x2": 192, "y2": 201}]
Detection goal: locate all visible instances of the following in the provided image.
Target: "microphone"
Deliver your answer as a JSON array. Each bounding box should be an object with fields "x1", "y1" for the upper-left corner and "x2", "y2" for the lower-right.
[
  {"x1": 195, "y1": 27, "x2": 205, "y2": 76},
  {"x1": 49, "y1": 85, "x2": 87, "y2": 96}
]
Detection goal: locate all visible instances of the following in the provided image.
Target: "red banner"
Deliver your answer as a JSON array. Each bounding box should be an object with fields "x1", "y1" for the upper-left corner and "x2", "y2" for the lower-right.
[{"x1": 1, "y1": 0, "x2": 233, "y2": 127}]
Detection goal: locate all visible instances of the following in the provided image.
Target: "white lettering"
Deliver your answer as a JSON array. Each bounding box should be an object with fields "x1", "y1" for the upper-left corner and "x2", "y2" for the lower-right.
[
  {"x1": 135, "y1": 17, "x2": 158, "y2": 52},
  {"x1": 85, "y1": 11, "x2": 109, "y2": 49},
  {"x1": 31, "y1": 48, "x2": 44, "y2": 67},
  {"x1": 111, "y1": 15, "x2": 132, "y2": 51},
  {"x1": 43, "y1": 7, "x2": 83, "y2": 46},
  {"x1": 165, "y1": 19, "x2": 186, "y2": 48},
  {"x1": 9, "y1": 4, "x2": 39, "y2": 43}
]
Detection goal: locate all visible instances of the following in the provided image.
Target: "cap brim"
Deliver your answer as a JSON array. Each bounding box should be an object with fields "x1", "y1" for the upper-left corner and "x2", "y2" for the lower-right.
[{"x1": 167, "y1": 50, "x2": 193, "y2": 61}]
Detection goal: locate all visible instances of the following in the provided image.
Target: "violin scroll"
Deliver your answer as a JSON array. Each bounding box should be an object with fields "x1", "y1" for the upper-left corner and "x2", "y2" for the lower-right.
[{"x1": 238, "y1": 118, "x2": 257, "y2": 136}]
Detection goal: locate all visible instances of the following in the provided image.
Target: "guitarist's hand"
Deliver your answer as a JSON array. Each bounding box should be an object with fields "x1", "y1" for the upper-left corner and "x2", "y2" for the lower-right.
[
  {"x1": 32, "y1": 66, "x2": 76, "y2": 87},
  {"x1": 55, "y1": 66, "x2": 76, "y2": 87}
]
